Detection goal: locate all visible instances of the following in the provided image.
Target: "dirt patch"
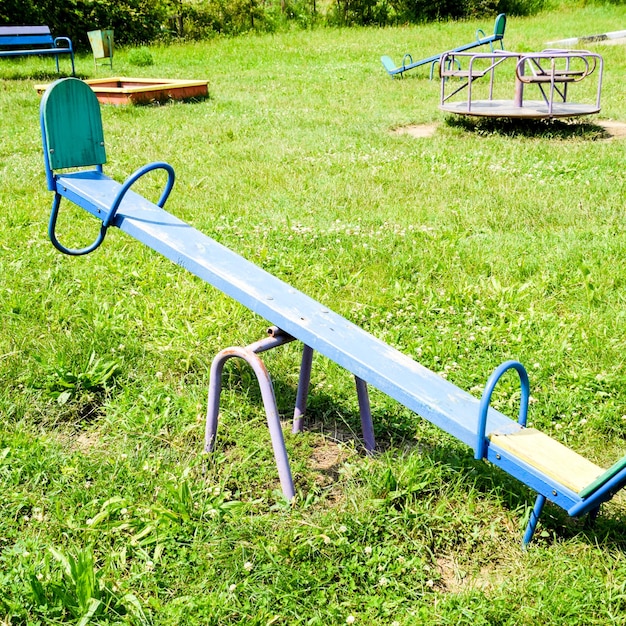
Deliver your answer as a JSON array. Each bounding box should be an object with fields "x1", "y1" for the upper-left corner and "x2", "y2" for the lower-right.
[
  {"x1": 310, "y1": 441, "x2": 344, "y2": 470},
  {"x1": 599, "y1": 120, "x2": 626, "y2": 139},
  {"x1": 308, "y1": 439, "x2": 347, "y2": 488},
  {"x1": 393, "y1": 123, "x2": 439, "y2": 138},
  {"x1": 435, "y1": 555, "x2": 494, "y2": 593},
  {"x1": 71, "y1": 431, "x2": 101, "y2": 453}
]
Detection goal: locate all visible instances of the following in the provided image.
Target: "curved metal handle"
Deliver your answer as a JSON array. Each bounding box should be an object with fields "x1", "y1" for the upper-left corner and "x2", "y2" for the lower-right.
[
  {"x1": 105, "y1": 161, "x2": 175, "y2": 227},
  {"x1": 475, "y1": 360, "x2": 530, "y2": 460},
  {"x1": 48, "y1": 193, "x2": 106, "y2": 256},
  {"x1": 48, "y1": 162, "x2": 175, "y2": 257}
]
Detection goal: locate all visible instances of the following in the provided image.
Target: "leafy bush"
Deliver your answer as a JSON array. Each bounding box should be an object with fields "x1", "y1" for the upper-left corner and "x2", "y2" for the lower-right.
[
  {"x1": 128, "y1": 46, "x2": 155, "y2": 66},
  {"x1": 326, "y1": 0, "x2": 391, "y2": 26},
  {"x1": 328, "y1": 0, "x2": 549, "y2": 26},
  {"x1": 1, "y1": 0, "x2": 550, "y2": 43}
]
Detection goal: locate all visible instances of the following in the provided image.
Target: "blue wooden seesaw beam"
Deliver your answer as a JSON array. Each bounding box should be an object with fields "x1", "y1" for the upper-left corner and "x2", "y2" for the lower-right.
[
  {"x1": 41, "y1": 78, "x2": 626, "y2": 545},
  {"x1": 381, "y1": 13, "x2": 506, "y2": 79}
]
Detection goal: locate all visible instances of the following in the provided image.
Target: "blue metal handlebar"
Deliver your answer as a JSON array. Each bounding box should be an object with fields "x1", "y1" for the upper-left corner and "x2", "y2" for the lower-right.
[
  {"x1": 48, "y1": 161, "x2": 175, "y2": 256},
  {"x1": 475, "y1": 360, "x2": 530, "y2": 460}
]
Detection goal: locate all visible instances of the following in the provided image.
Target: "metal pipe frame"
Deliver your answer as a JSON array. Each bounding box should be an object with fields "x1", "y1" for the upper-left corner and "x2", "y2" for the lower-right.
[{"x1": 205, "y1": 327, "x2": 377, "y2": 501}]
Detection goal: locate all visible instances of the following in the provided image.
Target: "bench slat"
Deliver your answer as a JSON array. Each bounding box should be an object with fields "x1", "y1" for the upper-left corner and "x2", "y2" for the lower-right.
[
  {"x1": 0, "y1": 36, "x2": 55, "y2": 47},
  {"x1": 0, "y1": 26, "x2": 51, "y2": 36}
]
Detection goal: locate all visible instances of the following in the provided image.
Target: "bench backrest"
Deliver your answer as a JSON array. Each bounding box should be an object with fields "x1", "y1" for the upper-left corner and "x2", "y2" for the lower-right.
[
  {"x1": 0, "y1": 26, "x2": 54, "y2": 48},
  {"x1": 41, "y1": 78, "x2": 107, "y2": 172}
]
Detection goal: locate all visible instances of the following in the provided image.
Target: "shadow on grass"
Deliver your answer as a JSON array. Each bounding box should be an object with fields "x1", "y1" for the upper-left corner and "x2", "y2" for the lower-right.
[
  {"x1": 445, "y1": 115, "x2": 611, "y2": 140},
  {"x1": 213, "y1": 361, "x2": 626, "y2": 546},
  {"x1": 131, "y1": 94, "x2": 210, "y2": 107}
]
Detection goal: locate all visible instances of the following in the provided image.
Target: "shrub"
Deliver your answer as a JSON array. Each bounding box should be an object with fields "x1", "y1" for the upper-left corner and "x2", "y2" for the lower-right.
[
  {"x1": 128, "y1": 46, "x2": 155, "y2": 66},
  {"x1": 0, "y1": 0, "x2": 550, "y2": 40}
]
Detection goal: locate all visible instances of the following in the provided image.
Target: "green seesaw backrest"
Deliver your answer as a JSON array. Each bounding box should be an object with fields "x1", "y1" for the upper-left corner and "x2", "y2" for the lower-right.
[
  {"x1": 494, "y1": 14, "x2": 506, "y2": 38},
  {"x1": 41, "y1": 78, "x2": 107, "y2": 171}
]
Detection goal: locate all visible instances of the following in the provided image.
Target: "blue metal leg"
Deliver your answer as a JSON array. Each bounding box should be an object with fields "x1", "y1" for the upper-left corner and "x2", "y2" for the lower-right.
[
  {"x1": 523, "y1": 493, "x2": 546, "y2": 546},
  {"x1": 586, "y1": 505, "x2": 601, "y2": 528}
]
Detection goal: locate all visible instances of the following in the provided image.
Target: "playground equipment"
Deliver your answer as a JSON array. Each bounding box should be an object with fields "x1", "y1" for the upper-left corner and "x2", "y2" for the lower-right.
[
  {"x1": 41, "y1": 78, "x2": 626, "y2": 545},
  {"x1": 439, "y1": 49, "x2": 603, "y2": 118},
  {"x1": 381, "y1": 13, "x2": 506, "y2": 79}
]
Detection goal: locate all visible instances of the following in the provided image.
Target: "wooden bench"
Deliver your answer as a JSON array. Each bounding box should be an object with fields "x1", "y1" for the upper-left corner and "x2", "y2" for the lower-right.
[
  {"x1": 0, "y1": 26, "x2": 75, "y2": 75},
  {"x1": 40, "y1": 78, "x2": 626, "y2": 546}
]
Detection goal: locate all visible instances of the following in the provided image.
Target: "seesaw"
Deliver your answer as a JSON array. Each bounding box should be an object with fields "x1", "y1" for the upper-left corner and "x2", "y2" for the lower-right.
[
  {"x1": 381, "y1": 13, "x2": 506, "y2": 79},
  {"x1": 41, "y1": 78, "x2": 626, "y2": 545}
]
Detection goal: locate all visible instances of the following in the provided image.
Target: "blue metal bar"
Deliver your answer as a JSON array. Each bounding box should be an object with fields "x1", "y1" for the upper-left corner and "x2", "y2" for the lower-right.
[
  {"x1": 475, "y1": 360, "x2": 529, "y2": 460},
  {"x1": 523, "y1": 493, "x2": 546, "y2": 546},
  {"x1": 47, "y1": 193, "x2": 107, "y2": 257},
  {"x1": 48, "y1": 162, "x2": 175, "y2": 257}
]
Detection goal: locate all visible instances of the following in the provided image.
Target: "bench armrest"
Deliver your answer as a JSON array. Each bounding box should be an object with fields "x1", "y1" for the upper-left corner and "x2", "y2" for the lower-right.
[{"x1": 54, "y1": 37, "x2": 73, "y2": 51}]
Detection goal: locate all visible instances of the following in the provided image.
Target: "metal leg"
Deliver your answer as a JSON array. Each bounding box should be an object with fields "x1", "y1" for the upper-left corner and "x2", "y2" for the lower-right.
[
  {"x1": 292, "y1": 344, "x2": 314, "y2": 434},
  {"x1": 586, "y1": 505, "x2": 601, "y2": 528},
  {"x1": 355, "y1": 377, "x2": 376, "y2": 454},
  {"x1": 204, "y1": 345, "x2": 295, "y2": 501},
  {"x1": 523, "y1": 493, "x2": 546, "y2": 547},
  {"x1": 203, "y1": 328, "x2": 376, "y2": 499}
]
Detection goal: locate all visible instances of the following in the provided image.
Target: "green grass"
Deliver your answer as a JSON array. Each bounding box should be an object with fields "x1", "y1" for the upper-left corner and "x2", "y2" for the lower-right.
[{"x1": 2, "y1": 3, "x2": 626, "y2": 623}]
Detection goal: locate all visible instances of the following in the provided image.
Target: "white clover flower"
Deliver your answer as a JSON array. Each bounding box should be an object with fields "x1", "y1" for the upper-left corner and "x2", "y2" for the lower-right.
[
  {"x1": 244, "y1": 561, "x2": 253, "y2": 571},
  {"x1": 346, "y1": 616, "x2": 355, "y2": 624}
]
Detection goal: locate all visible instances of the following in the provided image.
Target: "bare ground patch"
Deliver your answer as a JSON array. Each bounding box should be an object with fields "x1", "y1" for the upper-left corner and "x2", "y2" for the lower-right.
[
  {"x1": 393, "y1": 123, "x2": 439, "y2": 138},
  {"x1": 308, "y1": 438, "x2": 349, "y2": 488},
  {"x1": 599, "y1": 120, "x2": 626, "y2": 139}
]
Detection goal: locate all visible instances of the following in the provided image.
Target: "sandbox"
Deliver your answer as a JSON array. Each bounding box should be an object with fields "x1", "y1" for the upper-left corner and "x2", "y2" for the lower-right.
[{"x1": 36, "y1": 77, "x2": 209, "y2": 105}]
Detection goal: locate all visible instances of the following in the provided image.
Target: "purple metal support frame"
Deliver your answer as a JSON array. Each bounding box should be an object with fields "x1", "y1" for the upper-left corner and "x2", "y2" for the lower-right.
[
  {"x1": 204, "y1": 327, "x2": 297, "y2": 499},
  {"x1": 205, "y1": 327, "x2": 377, "y2": 500},
  {"x1": 292, "y1": 344, "x2": 314, "y2": 434},
  {"x1": 355, "y1": 377, "x2": 375, "y2": 454}
]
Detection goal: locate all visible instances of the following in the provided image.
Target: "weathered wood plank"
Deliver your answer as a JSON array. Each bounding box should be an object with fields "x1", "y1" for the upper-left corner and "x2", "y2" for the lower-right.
[{"x1": 490, "y1": 428, "x2": 604, "y2": 493}]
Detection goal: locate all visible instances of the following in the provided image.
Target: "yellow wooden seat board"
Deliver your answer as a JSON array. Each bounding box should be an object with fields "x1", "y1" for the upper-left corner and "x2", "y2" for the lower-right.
[{"x1": 489, "y1": 428, "x2": 605, "y2": 493}]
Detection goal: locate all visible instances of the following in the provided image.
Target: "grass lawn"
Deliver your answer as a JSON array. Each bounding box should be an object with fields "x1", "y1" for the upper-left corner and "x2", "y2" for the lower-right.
[{"x1": 1, "y1": 3, "x2": 626, "y2": 623}]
